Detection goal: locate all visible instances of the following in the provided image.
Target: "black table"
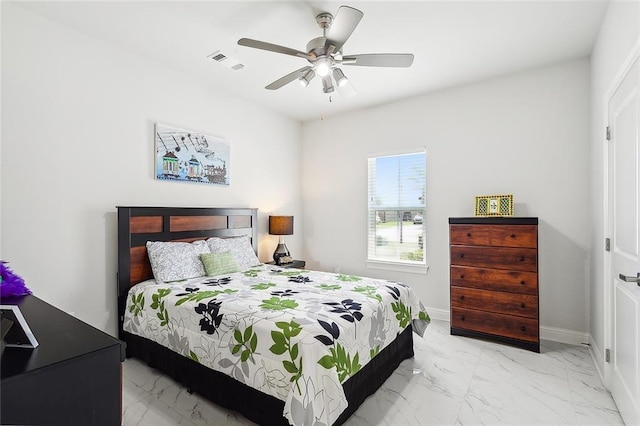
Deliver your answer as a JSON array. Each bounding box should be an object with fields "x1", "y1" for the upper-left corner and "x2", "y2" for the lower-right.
[
  {"x1": 265, "y1": 259, "x2": 306, "y2": 269},
  {"x1": 1, "y1": 295, "x2": 125, "y2": 425}
]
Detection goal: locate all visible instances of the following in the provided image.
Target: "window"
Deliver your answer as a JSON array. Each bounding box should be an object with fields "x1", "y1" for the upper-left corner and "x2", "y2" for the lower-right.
[{"x1": 367, "y1": 151, "x2": 426, "y2": 269}]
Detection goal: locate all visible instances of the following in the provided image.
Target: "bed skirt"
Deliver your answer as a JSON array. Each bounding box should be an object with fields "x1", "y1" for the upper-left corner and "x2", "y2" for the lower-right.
[{"x1": 123, "y1": 325, "x2": 414, "y2": 426}]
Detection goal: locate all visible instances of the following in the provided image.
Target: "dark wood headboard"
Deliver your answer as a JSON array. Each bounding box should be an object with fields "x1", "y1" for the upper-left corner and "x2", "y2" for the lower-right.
[{"x1": 116, "y1": 206, "x2": 258, "y2": 324}]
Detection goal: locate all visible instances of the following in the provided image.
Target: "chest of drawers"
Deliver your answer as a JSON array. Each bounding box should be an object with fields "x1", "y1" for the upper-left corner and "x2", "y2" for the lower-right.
[{"x1": 449, "y1": 217, "x2": 539, "y2": 352}]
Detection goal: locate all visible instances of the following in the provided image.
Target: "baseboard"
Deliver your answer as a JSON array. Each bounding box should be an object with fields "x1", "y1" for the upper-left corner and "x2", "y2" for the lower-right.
[
  {"x1": 427, "y1": 307, "x2": 589, "y2": 346},
  {"x1": 425, "y1": 307, "x2": 449, "y2": 322},
  {"x1": 589, "y1": 334, "x2": 606, "y2": 384},
  {"x1": 540, "y1": 325, "x2": 590, "y2": 346}
]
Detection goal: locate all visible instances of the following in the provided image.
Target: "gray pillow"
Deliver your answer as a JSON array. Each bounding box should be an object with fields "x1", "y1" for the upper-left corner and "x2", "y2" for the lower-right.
[
  {"x1": 206, "y1": 236, "x2": 260, "y2": 270},
  {"x1": 146, "y1": 240, "x2": 210, "y2": 282}
]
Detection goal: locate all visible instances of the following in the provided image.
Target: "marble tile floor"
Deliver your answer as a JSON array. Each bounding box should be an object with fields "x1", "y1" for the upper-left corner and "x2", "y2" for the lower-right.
[{"x1": 122, "y1": 320, "x2": 624, "y2": 425}]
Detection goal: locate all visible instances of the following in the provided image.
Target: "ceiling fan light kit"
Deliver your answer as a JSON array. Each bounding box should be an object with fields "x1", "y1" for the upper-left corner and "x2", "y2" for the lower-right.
[
  {"x1": 315, "y1": 57, "x2": 332, "y2": 77},
  {"x1": 322, "y1": 75, "x2": 335, "y2": 94},
  {"x1": 237, "y1": 5, "x2": 414, "y2": 97},
  {"x1": 332, "y1": 68, "x2": 349, "y2": 87},
  {"x1": 299, "y1": 69, "x2": 316, "y2": 87}
]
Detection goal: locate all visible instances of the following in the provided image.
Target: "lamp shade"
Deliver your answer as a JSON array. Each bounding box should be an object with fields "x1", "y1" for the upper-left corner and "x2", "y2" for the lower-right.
[{"x1": 269, "y1": 216, "x2": 294, "y2": 235}]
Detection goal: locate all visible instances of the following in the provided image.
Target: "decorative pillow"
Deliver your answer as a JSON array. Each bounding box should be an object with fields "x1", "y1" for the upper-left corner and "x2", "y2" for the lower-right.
[
  {"x1": 206, "y1": 236, "x2": 260, "y2": 270},
  {"x1": 146, "y1": 240, "x2": 210, "y2": 282},
  {"x1": 200, "y1": 251, "x2": 240, "y2": 276}
]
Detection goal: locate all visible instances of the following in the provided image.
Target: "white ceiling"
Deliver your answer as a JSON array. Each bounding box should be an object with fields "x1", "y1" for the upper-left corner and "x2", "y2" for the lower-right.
[{"x1": 13, "y1": 0, "x2": 609, "y2": 122}]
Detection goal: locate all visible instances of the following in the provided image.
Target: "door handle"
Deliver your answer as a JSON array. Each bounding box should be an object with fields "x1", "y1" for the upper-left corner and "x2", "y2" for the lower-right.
[{"x1": 618, "y1": 272, "x2": 640, "y2": 286}]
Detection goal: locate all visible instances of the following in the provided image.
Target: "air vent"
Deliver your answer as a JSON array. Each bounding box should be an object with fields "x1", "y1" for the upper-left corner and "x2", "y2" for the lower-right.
[{"x1": 208, "y1": 50, "x2": 244, "y2": 71}]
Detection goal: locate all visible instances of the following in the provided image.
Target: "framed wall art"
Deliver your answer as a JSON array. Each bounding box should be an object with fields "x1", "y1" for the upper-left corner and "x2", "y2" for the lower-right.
[
  {"x1": 1, "y1": 305, "x2": 39, "y2": 349},
  {"x1": 474, "y1": 194, "x2": 514, "y2": 217},
  {"x1": 155, "y1": 123, "x2": 230, "y2": 186}
]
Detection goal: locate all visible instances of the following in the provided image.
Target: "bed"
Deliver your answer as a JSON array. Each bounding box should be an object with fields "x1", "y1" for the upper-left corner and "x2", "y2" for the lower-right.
[{"x1": 117, "y1": 206, "x2": 429, "y2": 426}]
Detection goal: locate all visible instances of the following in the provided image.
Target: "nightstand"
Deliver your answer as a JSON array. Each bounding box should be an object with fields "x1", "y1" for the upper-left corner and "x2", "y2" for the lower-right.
[{"x1": 266, "y1": 260, "x2": 306, "y2": 269}]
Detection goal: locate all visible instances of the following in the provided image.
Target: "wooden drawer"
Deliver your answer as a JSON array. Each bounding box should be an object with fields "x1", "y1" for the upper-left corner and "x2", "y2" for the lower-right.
[
  {"x1": 450, "y1": 225, "x2": 490, "y2": 246},
  {"x1": 451, "y1": 286, "x2": 538, "y2": 319},
  {"x1": 450, "y1": 224, "x2": 537, "y2": 248},
  {"x1": 450, "y1": 245, "x2": 537, "y2": 272},
  {"x1": 451, "y1": 307, "x2": 539, "y2": 343},
  {"x1": 490, "y1": 225, "x2": 537, "y2": 248},
  {"x1": 450, "y1": 265, "x2": 538, "y2": 295}
]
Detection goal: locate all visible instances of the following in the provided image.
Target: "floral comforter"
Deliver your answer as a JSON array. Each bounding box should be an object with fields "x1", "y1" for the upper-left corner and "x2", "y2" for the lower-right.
[{"x1": 123, "y1": 264, "x2": 430, "y2": 426}]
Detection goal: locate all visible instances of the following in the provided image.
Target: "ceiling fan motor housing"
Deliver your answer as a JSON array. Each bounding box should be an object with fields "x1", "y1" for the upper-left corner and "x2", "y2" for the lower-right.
[{"x1": 306, "y1": 37, "x2": 327, "y2": 57}]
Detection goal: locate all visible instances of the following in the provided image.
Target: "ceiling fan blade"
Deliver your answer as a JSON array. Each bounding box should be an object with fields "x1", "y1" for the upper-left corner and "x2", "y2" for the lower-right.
[
  {"x1": 325, "y1": 6, "x2": 363, "y2": 53},
  {"x1": 238, "y1": 38, "x2": 311, "y2": 60},
  {"x1": 265, "y1": 66, "x2": 312, "y2": 90},
  {"x1": 342, "y1": 53, "x2": 414, "y2": 67}
]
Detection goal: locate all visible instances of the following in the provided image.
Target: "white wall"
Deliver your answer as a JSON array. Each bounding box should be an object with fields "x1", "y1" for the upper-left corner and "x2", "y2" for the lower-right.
[
  {"x1": 589, "y1": 1, "x2": 640, "y2": 372},
  {"x1": 0, "y1": 2, "x2": 3, "y2": 260},
  {"x1": 1, "y1": 4, "x2": 302, "y2": 335},
  {"x1": 302, "y1": 59, "x2": 591, "y2": 335}
]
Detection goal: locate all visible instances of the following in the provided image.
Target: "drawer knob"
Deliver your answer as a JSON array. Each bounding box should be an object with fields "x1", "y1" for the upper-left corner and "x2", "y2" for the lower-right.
[
  {"x1": 460, "y1": 274, "x2": 465, "y2": 279},
  {"x1": 520, "y1": 326, "x2": 526, "y2": 332},
  {"x1": 467, "y1": 232, "x2": 472, "y2": 237},
  {"x1": 461, "y1": 315, "x2": 465, "y2": 321},
  {"x1": 460, "y1": 295, "x2": 465, "y2": 300},
  {"x1": 519, "y1": 256, "x2": 525, "y2": 262},
  {"x1": 520, "y1": 280, "x2": 526, "y2": 285},
  {"x1": 520, "y1": 303, "x2": 525, "y2": 309},
  {"x1": 510, "y1": 233, "x2": 516, "y2": 238},
  {"x1": 460, "y1": 254, "x2": 465, "y2": 258}
]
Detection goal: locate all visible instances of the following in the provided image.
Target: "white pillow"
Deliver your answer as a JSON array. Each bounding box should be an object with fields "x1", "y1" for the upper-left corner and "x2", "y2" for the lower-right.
[
  {"x1": 146, "y1": 240, "x2": 210, "y2": 282},
  {"x1": 206, "y1": 236, "x2": 260, "y2": 270}
]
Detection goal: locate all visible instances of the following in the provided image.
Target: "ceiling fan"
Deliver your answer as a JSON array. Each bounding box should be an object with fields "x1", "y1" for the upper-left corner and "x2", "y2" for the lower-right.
[{"x1": 237, "y1": 5, "x2": 414, "y2": 95}]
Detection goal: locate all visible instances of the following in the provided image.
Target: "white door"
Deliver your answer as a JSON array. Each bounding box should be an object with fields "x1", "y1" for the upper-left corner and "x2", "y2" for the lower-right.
[{"x1": 608, "y1": 54, "x2": 640, "y2": 426}]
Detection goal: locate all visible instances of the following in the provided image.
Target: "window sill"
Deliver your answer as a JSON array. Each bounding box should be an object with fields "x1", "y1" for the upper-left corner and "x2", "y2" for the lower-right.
[{"x1": 365, "y1": 260, "x2": 429, "y2": 275}]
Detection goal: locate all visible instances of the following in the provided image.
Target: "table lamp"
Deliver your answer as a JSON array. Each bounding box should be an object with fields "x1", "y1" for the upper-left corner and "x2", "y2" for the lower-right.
[{"x1": 269, "y1": 216, "x2": 293, "y2": 265}]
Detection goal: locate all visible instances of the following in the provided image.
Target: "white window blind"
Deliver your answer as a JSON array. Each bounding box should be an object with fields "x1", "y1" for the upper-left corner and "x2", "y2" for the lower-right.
[{"x1": 367, "y1": 151, "x2": 426, "y2": 265}]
